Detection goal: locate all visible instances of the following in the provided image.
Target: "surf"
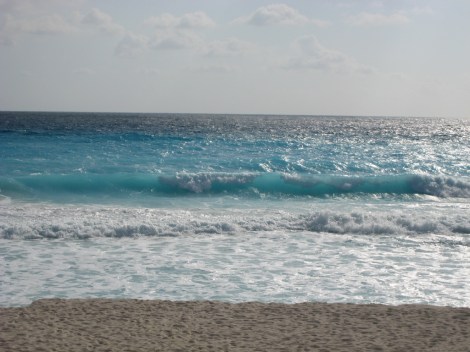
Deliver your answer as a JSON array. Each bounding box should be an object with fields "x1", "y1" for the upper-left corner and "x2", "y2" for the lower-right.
[
  {"x1": 1, "y1": 173, "x2": 469, "y2": 202},
  {"x1": 1, "y1": 202, "x2": 469, "y2": 239}
]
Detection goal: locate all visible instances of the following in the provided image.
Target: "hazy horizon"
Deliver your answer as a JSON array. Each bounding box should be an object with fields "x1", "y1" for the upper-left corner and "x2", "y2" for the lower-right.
[{"x1": 1, "y1": 110, "x2": 468, "y2": 121}]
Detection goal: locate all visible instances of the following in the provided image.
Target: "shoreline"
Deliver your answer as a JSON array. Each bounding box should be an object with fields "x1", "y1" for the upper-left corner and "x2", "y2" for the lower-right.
[{"x1": 1, "y1": 299, "x2": 469, "y2": 351}]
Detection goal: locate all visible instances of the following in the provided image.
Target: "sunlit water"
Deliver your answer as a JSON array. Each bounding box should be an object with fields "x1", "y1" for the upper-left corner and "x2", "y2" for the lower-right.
[{"x1": 1, "y1": 112, "x2": 469, "y2": 306}]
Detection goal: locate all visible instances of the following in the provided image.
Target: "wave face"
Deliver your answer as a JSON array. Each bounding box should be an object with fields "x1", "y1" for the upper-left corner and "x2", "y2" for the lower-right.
[
  {"x1": 1, "y1": 173, "x2": 469, "y2": 201},
  {"x1": 161, "y1": 173, "x2": 470, "y2": 198}
]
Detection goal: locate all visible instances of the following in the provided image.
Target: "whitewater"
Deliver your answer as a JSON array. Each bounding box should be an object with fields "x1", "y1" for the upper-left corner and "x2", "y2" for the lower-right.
[{"x1": 0, "y1": 112, "x2": 469, "y2": 307}]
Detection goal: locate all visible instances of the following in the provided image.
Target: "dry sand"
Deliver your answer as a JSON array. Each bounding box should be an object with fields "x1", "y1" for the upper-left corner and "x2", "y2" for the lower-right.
[{"x1": 1, "y1": 299, "x2": 469, "y2": 352}]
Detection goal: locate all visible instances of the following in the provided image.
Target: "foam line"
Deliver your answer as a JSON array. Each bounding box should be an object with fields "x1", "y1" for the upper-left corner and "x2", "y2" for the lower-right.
[{"x1": 1, "y1": 204, "x2": 469, "y2": 239}]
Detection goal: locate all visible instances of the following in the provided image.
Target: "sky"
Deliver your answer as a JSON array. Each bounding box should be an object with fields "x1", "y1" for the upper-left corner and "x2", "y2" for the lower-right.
[{"x1": 1, "y1": 0, "x2": 469, "y2": 118}]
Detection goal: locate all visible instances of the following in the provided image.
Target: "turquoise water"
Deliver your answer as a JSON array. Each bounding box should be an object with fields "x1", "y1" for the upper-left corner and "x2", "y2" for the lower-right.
[{"x1": 0, "y1": 112, "x2": 469, "y2": 306}]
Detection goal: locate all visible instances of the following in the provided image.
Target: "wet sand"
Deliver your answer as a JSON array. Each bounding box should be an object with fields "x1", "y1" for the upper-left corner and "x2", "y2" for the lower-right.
[{"x1": 1, "y1": 299, "x2": 469, "y2": 351}]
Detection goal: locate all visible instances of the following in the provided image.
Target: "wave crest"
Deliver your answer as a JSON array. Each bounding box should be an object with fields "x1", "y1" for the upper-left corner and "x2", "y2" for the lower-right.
[{"x1": 0, "y1": 173, "x2": 469, "y2": 200}]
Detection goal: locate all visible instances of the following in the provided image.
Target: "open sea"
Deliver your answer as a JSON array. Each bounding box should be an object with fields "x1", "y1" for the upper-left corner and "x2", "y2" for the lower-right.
[{"x1": 1, "y1": 112, "x2": 469, "y2": 307}]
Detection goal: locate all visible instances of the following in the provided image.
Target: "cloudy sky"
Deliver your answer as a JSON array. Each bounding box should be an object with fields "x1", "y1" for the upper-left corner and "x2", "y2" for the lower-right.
[{"x1": 1, "y1": 0, "x2": 469, "y2": 117}]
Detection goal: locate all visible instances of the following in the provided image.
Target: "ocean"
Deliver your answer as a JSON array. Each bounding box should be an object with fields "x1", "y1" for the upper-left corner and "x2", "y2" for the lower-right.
[{"x1": 1, "y1": 112, "x2": 469, "y2": 307}]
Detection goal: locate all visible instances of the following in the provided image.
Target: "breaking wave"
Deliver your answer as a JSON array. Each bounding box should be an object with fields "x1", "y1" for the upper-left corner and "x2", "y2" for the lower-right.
[
  {"x1": 0, "y1": 173, "x2": 469, "y2": 200},
  {"x1": 1, "y1": 203, "x2": 469, "y2": 239}
]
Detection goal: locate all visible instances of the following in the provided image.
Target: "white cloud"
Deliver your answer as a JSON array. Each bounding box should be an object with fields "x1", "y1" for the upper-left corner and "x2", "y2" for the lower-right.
[
  {"x1": 179, "y1": 11, "x2": 216, "y2": 29},
  {"x1": 204, "y1": 38, "x2": 256, "y2": 57},
  {"x1": 0, "y1": 0, "x2": 79, "y2": 14},
  {"x1": 82, "y1": 8, "x2": 125, "y2": 35},
  {"x1": 0, "y1": 0, "x2": 80, "y2": 44},
  {"x1": 115, "y1": 33, "x2": 148, "y2": 57},
  {"x1": 149, "y1": 30, "x2": 203, "y2": 50},
  {"x1": 234, "y1": 4, "x2": 309, "y2": 26},
  {"x1": 348, "y1": 11, "x2": 410, "y2": 26},
  {"x1": 2, "y1": 13, "x2": 75, "y2": 35},
  {"x1": 144, "y1": 11, "x2": 214, "y2": 53},
  {"x1": 283, "y1": 35, "x2": 375, "y2": 74},
  {"x1": 145, "y1": 11, "x2": 215, "y2": 29},
  {"x1": 310, "y1": 19, "x2": 331, "y2": 28},
  {"x1": 145, "y1": 13, "x2": 178, "y2": 28},
  {"x1": 410, "y1": 6, "x2": 434, "y2": 15}
]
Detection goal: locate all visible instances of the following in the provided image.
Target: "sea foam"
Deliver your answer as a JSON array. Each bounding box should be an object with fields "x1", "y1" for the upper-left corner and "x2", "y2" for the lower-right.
[{"x1": 1, "y1": 202, "x2": 469, "y2": 239}]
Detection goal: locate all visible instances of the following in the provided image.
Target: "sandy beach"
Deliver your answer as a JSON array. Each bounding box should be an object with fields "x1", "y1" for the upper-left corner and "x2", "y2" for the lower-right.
[{"x1": 1, "y1": 299, "x2": 469, "y2": 351}]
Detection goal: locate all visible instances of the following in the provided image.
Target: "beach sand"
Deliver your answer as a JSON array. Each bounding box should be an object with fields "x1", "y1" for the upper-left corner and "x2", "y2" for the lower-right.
[{"x1": 1, "y1": 299, "x2": 469, "y2": 351}]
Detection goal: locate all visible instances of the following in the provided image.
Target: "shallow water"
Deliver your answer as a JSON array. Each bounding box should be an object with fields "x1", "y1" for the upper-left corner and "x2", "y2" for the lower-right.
[{"x1": 1, "y1": 231, "x2": 469, "y2": 307}]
